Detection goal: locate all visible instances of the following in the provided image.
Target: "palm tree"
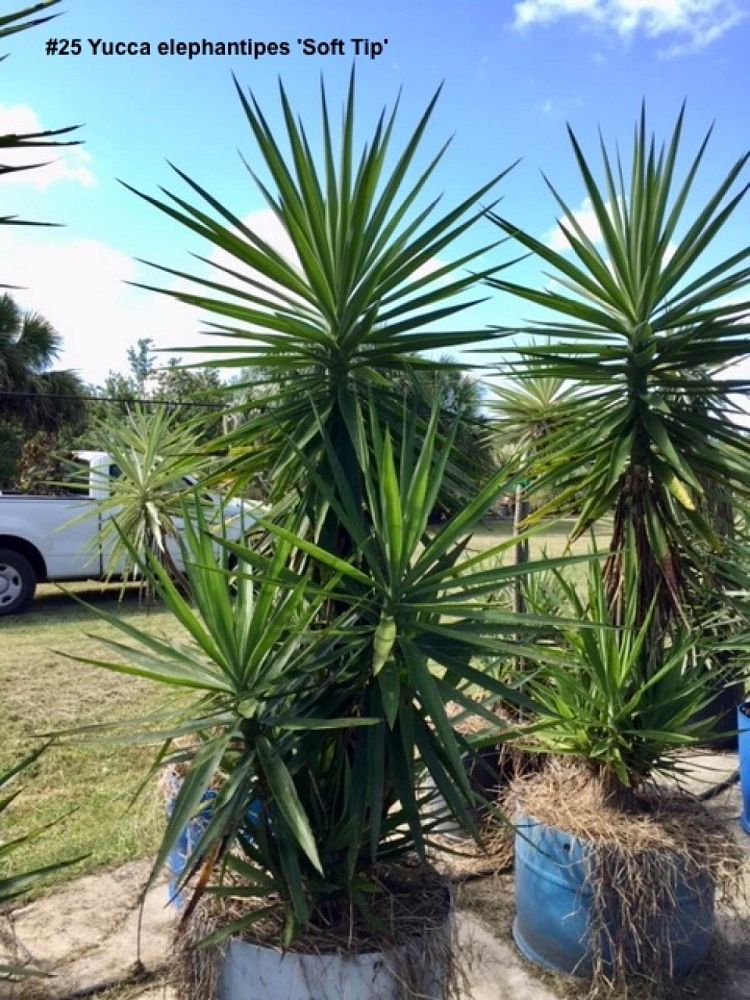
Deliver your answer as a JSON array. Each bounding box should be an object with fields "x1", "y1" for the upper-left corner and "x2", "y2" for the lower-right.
[
  {"x1": 486, "y1": 106, "x2": 750, "y2": 636},
  {"x1": 0, "y1": 294, "x2": 85, "y2": 432}
]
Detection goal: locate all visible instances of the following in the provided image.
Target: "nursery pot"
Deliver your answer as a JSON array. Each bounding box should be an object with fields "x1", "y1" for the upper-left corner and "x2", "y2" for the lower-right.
[
  {"x1": 217, "y1": 890, "x2": 454, "y2": 1000},
  {"x1": 513, "y1": 812, "x2": 715, "y2": 978},
  {"x1": 738, "y1": 702, "x2": 750, "y2": 835}
]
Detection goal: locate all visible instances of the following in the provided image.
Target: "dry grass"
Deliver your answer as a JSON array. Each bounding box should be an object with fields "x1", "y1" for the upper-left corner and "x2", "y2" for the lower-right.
[
  {"x1": 0, "y1": 582, "x2": 187, "y2": 892},
  {"x1": 511, "y1": 761, "x2": 747, "y2": 996},
  {"x1": 458, "y1": 868, "x2": 750, "y2": 1000}
]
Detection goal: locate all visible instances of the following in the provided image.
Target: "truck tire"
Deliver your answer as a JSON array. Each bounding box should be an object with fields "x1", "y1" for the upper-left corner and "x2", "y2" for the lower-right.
[{"x1": 0, "y1": 548, "x2": 37, "y2": 616}]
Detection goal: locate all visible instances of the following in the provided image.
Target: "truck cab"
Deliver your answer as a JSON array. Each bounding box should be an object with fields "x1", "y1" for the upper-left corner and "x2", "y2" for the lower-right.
[{"x1": 0, "y1": 452, "x2": 259, "y2": 615}]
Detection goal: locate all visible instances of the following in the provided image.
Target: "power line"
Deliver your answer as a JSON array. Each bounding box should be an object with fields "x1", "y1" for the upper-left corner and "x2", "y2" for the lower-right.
[{"x1": 0, "y1": 390, "x2": 228, "y2": 410}]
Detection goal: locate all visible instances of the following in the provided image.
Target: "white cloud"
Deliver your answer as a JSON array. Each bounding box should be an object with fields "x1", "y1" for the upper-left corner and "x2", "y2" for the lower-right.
[
  {"x1": 0, "y1": 227, "x2": 199, "y2": 383},
  {"x1": 0, "y1": 209, "x2": 309, "y2": 386},
  {"x1": 0, "y1": 207, "x2": 449, "y2": 385},
  {"x1": 544, "y1": 197, "x2": 604, "y2": 250},
  {"x1": 544, "y1": 195, "x2": 677, "y2": 261},
  {"x1": 0, "y1": 104, "x2": 95, "y2": 189},
  {"x1": 538, "y1": 96, "x2": 584, "y2": 117},
  {"x1": 512, "y1": 0, "x2": 745, "y2": 54}
]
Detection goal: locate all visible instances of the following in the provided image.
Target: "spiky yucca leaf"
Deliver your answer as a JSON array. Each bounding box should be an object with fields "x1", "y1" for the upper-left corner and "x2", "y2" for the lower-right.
[
  {"x1": 1, "y1": 0, "x2": 81, "y2": 272},
  {"x1": 487, "y1": 106, "x2": 750, "y2": 629},
  {"x1": 124, "y1": 73, "x2": 516, "y2": 504},
  {"x1": 0, "y1": 1, "x2": 59, "y2": 40}
]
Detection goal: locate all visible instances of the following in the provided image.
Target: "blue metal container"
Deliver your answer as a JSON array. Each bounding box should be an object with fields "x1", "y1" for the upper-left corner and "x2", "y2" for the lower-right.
[
  {"x1": 738, "y1": 702, "x2": 750, "y2": 835},
  {"x1": 165, "y1": 780, "x2": 262, "y2": 907},
  {"x1": 513, "y1": 812, "x2": 714, "y2": 977},
  {"x1": 166, "y1": 785, "x2": 217, "y2": 907}
]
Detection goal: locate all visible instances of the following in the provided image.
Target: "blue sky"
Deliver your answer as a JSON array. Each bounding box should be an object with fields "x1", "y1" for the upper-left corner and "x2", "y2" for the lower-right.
[{"x1": 2, "y1": 0, "x2": 748, "y2": 382}]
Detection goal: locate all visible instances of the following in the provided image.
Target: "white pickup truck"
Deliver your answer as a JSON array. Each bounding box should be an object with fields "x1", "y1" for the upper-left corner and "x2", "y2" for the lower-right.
[{"x1": 0, "y1": 451, "x2": 257, "y2": 616}]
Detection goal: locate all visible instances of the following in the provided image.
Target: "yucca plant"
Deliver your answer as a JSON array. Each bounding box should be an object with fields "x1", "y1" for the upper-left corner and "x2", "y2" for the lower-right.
[
  {"x1": 489, "y1": 374, "x2": 584, "y2": 609},
  {"x1": 509, "y1": 547, "x2": 741, "y2": 987},
  {"x1": 64, "y1": 399, "x2": 580, "y2": 944},
  {"x1": 87, "y1": 404, "x2": 212, "y2": 584},
  {"x1": 125, "y1": 73, "x2": 517, "y2": 538},
  {"x1": 487, "y1": 107, "x2": 750, "y2": 634},
  {"x1": 1, "y1": 745, "x2": 83, "y2": 980},
  {"x1": 489, "y1": 374, "x2": 581, "y2": 467},
  {"x1": 523, "y1": 550, "x2": 722, "y2": 803}
]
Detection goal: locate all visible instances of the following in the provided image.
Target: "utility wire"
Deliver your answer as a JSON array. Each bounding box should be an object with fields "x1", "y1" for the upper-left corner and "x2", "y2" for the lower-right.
[{"x1": 0, "y1": 390, "x2": 228, "y2": 410}]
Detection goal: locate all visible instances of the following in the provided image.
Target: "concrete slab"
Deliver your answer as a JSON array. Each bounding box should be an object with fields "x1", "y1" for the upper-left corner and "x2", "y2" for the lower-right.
[
  {"x1": 457, "y1": 914, "x2": 559, "y2": 1000},
  {"x1": 0, "y1": 861, "x2": 176, "y2": 999}
]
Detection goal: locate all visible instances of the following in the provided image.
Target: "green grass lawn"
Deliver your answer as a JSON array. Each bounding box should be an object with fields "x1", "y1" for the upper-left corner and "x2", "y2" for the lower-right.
[
  {"x1": 0, "y1": 583, "x2": 184, "y2": 891},
  {"x1": 1, "y1": 519, "x2": 608, "y2": 891},
  {"x1": 466, "y1": 516, "x2": 610, "y2": 589}
]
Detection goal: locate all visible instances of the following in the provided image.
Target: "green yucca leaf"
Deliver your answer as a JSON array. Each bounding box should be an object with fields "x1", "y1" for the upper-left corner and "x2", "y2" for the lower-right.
[
  {"x1": 125, "y1": 75, "x2": 513, "y2": 509},
  {"x1": 488, "y1": 106, "x2": 750, "y2": 631}
]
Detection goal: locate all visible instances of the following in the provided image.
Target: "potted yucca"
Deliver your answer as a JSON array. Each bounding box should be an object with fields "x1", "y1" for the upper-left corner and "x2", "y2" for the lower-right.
[
  {"x1": 67, "y1": 407, "x2": 569, "y2": 999},
  {"x1": 511, "y1": 555, "x2": 741, "y2": 982},
  {"x1": 487, "y1": 107, "x2": 750, "y2": 987},
  {"x1": 63, "y1": 72, "x2": 576, "y2": 999}
]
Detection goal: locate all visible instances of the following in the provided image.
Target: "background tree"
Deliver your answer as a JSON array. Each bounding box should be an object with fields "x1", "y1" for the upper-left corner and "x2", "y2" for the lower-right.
[
  {"x1": 153, "y1": 358, "x2": 225, "y2": 439},
  {"x1": 0, "y1": 295, "x2": 85, "y2": 487},
  {"x1": 86, "y1": 342, "x2": 228, "y2": 442},
  {"x1": 126, "y1": 337, "x2": 157, "y2": 395}
]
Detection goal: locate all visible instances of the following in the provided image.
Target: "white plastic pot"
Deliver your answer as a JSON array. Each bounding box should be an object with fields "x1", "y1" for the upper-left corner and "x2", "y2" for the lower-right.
[{"x1": 218, "y1": 908, "x2": 453, "y2": 1000}]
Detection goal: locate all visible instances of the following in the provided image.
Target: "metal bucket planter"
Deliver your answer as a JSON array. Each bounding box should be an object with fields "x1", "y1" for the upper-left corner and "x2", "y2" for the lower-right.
[
  {"x1": 218, "y1": 899, "x2": 454, "y2": 1000},
  {"x1": 513, "y1": 812, "x2": 715, "y2": 978},
  {"x1": 738, "y1": 702, "x2": 750, "y2": 835}
]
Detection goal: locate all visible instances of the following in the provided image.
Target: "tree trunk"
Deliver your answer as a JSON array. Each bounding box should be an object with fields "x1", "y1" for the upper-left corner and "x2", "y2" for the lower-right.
[{"x1": 513, "y1": 484, "x2": 530, "y2": 615}]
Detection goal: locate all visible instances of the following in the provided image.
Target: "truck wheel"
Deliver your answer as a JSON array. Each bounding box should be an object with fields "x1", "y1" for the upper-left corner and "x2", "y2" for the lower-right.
[{"x1": 0, "y1": 549, "x2": 37, "y2": 615}]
